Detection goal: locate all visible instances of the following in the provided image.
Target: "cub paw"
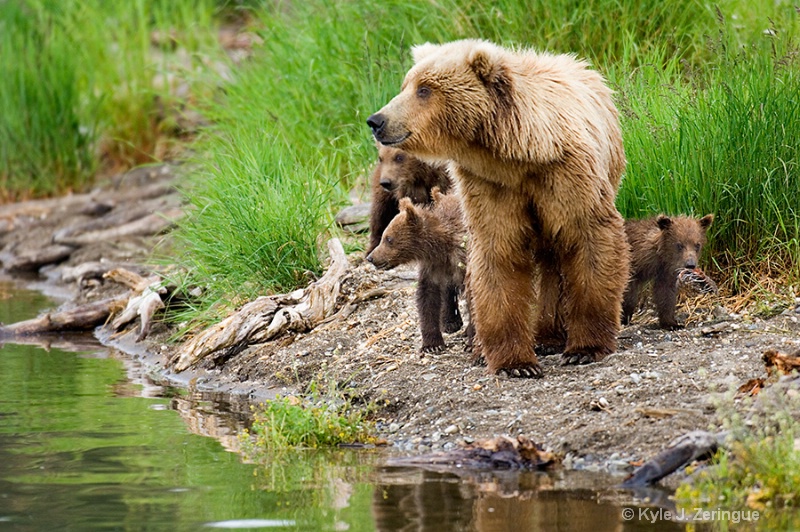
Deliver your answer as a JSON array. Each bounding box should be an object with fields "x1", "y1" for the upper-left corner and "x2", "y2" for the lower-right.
[
  {"x1": 421, "y1": 344, "x2": 445, "y2": 354},
  {"x1": 534, "y1": 344, "x2": 564, "y2": 357},
  {"x1": 560, "y1": 352, "x2": 602, "y2": 366}
]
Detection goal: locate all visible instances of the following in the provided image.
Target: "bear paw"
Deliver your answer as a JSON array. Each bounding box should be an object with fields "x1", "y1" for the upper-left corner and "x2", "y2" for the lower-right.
[
  {"x1": 560, "y1": 352, "x2": 601, "y2": 366},
  {"x1": 534, "y1": 344, "x2": 564, "y2": 357},
  {"x1": 442, "y1": 319, "x2": 463, "y2": 334},
  {"x1": 472, "y1": 354, "x2": 487, "y2": 367},
  {"x1": 496, "y1": 365, "x2": 543, "y2": 379}
]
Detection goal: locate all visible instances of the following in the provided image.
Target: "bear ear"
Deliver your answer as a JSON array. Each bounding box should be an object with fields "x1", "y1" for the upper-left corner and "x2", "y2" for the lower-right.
[
  {"x1": 430, "y1": 186, "x2": 442, "y2": 202},
  {"x1": 469, "y1": 48, "x2": 505, "y2": 86},
  {"x1": 411, "y1": 42, "x2": 437, "y2": 64},
  {"x1": 699, "y1": 214, "x2": 714, "y2": 230},
  {"x1": 656, "y1": 215, "x2": 672, "y2": 231}
]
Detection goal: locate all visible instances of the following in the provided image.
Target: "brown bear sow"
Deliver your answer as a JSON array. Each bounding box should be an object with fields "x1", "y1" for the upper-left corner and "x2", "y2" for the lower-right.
[
  {"x1": 623, "y1": 214, "x2": 714, "y2": 329},
  {"x1": 367, "y1": 144, "x2": 452, "y2": 254},
  {"x1": 367, "y1": 40, "x2": 629, "y2": 377},
  {"x1": 366, "y1": 190, "x2": 467, "y2": 352}
]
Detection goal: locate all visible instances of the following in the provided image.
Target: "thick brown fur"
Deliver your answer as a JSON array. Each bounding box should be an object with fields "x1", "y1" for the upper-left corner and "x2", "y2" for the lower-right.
[
  {"x1": 623, "y1": 214, "x2": 714, "y2": 329},
  {"x1": 367, "y1": 39, "x2": 629, "y2": 376},
  {"x1": 366, "y1": 190, "x2": 467, "y2": 352},
  {"x1": 367, "y1": 144, "x2": 452, "y2": 254}
]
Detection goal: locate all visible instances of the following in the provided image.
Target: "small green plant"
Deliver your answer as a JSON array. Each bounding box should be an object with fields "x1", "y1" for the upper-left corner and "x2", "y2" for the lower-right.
[
  {"x1": 675, "y1": 385, "x2": 800, "y2": 528},
  {"x1": 240, "y1": 383, "x2": 375, "y2": 454}
]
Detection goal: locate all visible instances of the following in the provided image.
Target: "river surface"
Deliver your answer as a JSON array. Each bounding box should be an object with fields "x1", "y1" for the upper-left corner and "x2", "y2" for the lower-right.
[{"x1": 0, "y1": 281, "x2": 693, "y2": 531}]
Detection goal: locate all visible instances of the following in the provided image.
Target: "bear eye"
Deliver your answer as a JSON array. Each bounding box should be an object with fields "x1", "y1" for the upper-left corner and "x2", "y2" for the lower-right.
[
  {"x1": 386, "y1": 236, "x2": 394, "y2": 246},
  {"x1": 394, "y1": 153, "x2": 406, "y2": 163},
  {"x1": 695, "y1": 243, "x2": 701, "y2": 252},
  {"x1": 416, "y1": 85, "x2": 432, "y2": 99},
  {"x1": 675, "y1": 243, "x2": 684, "y2": 252}
]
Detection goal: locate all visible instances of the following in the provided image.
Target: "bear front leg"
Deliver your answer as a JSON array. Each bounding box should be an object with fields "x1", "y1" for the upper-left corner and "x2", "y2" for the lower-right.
[
  {"x1": 558, "y1": 216, "x2": 629, "y2": 365},
  {"x1": 416, "y1": 276, "x2": 445, "y2": 352},
  {"x1": 461, "y1": 186, "x2": 541, "y2": 378},
  {"x1": 440, "y1": 282, "x2": 463, "y2": 333},
  {"x1": 653, "y1": 270, "x2": 680, "y2": 329},
  {"x1": 621, "y1": 278, "x2": 642, "y2": 325}
]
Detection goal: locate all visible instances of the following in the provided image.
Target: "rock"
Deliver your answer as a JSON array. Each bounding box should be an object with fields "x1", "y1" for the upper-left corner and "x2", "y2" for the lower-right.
[{"x1": 334, "y1": 203, "x2": 370, "y2": 229}]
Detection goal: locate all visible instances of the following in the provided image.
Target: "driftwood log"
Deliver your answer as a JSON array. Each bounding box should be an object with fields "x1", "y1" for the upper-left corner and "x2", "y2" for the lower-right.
[
  {"x1": 0, "y1": 268, "x2": 165, "y2": 340},
  {"x1": 173, "y1": 238, "x2": 349, "y2": 372},
  {"x1": 621, "y1": 430, "x2": 726, "y2": 487},
  {"x1": 0, "y1": 293, "x2": 130, "y2": 337}
]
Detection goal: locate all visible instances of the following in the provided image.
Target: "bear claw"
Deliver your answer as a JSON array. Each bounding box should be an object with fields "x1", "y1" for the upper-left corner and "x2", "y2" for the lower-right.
[
  {"x1": 560, "y1": 353, "x2": 598, "y2": 366},
  {"x1": 497, "y1": 365, "x2": 543, "y2": 379},
  {"x1": 422, "y1": 344, "x2": 445, "y2": 354}
]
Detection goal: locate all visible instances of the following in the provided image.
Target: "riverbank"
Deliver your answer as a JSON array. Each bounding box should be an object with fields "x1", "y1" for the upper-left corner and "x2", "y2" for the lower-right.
[{"x1": 2, "y1": 165, "x2": 800, "y2": 475}]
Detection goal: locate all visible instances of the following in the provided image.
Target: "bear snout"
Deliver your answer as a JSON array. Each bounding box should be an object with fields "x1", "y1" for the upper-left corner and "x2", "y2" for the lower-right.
[
  {"x1": 379, "y1": 178, "x2": 395, "y2": 191},
  {"x1": 367, "y1": 113, "x2": 410, "y2": 146},
  {"x1": 367, "y1": 113, "x2": 386, "y2": 136}
]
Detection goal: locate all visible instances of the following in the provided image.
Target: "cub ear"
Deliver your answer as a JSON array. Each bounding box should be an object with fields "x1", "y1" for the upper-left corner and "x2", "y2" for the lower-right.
[
  {"x1": 430, "y1": 186, "x2": 442, "y2": 203},
  {"x1": 469, "y1": 48, "x2": 505, "y2": 86},
  {"x1": 411, "y1": 42, "x2": 437, "y2": 64},
  {"x1": 399, "y1": 197, "x2": 420, "y2": 225},
  {"x1": 656, "y1": 215, "x2": 672, "y2": 231},
  {"x1": 699, "y1": 214, "x2": 714, "y2": 230}
]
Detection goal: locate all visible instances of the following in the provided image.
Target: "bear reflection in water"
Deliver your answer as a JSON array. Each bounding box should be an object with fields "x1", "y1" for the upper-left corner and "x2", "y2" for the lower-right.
[{"x1": 371, "y1": 468, "x2": 650, "y2": 531}]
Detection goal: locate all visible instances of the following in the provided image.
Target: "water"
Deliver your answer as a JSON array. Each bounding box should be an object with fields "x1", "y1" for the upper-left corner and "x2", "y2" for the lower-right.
[{"x1": 0, "y1": 281, "x2": 691, "y2": 531}]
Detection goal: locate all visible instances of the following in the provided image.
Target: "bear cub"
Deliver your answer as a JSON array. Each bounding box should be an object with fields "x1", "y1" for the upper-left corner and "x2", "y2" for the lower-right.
[
  {"x1": 366, "y1": 189, "x2": 467, "y2": 352},
  {"x1": 367, "y1": 144, "x2": 452, "y2": 255},
  {"x1": 623, "y1": 214, "x2": 714, "y2": 329}
]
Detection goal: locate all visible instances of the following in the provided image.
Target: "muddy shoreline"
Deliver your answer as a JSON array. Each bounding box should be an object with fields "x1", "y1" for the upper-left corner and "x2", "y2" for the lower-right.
[{"x1": 2, "y1": 165, "x2": 800, "y2": 478}]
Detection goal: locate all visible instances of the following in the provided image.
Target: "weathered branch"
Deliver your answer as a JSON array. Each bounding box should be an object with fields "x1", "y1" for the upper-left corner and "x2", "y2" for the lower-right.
[
  {"x1": 0, "y1": 294, "x2": 129, "y2": 337},
  {"x1": 173, "y1": 238, "x2": 349, "y2": 372}
]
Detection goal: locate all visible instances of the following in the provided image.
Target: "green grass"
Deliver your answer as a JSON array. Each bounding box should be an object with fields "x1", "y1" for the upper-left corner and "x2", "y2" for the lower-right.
[
  {"x1": 0, "y1": 0, "x2": 224, "y2": 200},
  {"x1": 0, "y1": 2, "x2": 96, "y2": 200}
]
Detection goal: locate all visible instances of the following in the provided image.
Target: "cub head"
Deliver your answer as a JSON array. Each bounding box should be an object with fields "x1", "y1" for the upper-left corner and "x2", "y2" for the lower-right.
[
  {"x1": 366, "y1": 39, "x2": 508, "y2": 162},
  {"x1": 374, "y1": 144, "x2": 436, "y2": 204},
  {"x1": 656, "y1": 214, "x2": 714, "y2": 271},
  {"x1": 365, "y1": 198, "x2": 424, "y2": 269}
]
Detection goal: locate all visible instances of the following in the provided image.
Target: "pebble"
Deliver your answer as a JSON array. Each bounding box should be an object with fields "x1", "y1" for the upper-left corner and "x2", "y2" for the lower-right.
[
  {"x1": 629, "y1": 373, "x2": 641, "y2": 385},
  {"x1": 444, "y1": 424, "x2": 459, "y2": 435},
  {"x1": 431, "y1": 432, "x2": 442, "y2": 443},
  {"x1": 388, "y1": 423, "x2": 401, "y2": 433}
]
